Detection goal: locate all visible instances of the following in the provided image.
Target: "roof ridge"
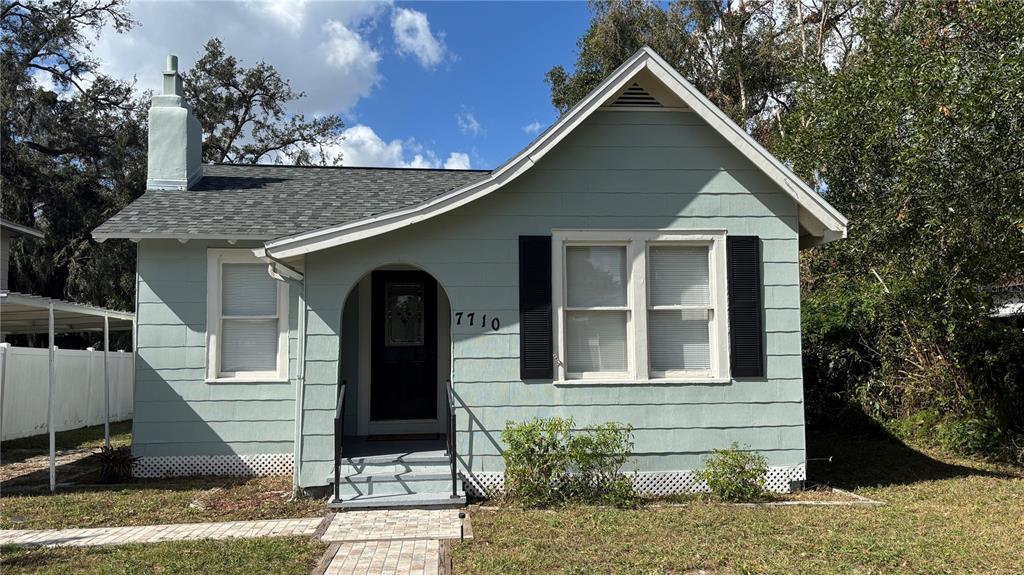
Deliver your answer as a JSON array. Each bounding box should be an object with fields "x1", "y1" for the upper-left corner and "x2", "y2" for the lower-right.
[{"x1": 206, "y1": 162, "x2": 491, "y2": 174}]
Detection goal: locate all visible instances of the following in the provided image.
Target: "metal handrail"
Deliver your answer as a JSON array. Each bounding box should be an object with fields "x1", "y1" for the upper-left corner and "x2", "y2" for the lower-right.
[
  {"x1": 333, "y1": 380, "x2": 346, "y2": 503},
  {"x1": 445, "y1": 378, "x2": 458, "y2": 498}
]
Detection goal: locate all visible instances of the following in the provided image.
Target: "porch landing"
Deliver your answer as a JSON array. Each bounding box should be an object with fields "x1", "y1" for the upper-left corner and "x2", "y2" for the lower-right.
[{"x1": 329, "y1": 435, "x2": 466, "y2": 511}]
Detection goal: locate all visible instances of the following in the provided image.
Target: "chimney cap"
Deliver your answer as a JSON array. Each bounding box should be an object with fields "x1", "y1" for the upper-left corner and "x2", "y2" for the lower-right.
[{"x1": 165, "y1": 54, "x2": 178, "y2": 73}]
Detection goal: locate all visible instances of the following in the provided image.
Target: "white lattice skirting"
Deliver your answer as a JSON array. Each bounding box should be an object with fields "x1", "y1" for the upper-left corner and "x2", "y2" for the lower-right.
[
  {"x1": 133, "y1": 453, "x2": 293, "y2": 478},
  {"x1": 462, "y1": 464, "x2": 806, "y2": 499}
]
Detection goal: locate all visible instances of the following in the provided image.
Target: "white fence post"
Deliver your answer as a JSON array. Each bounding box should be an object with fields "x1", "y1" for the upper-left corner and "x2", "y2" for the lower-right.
[
  {"x1": 48, "y1": 303, "x2": 56, "y2": 492},
  {"x1": 0, "y1": 342, "x2": 9, "y2": 442},
  {"x1": 104, "y1": 315, "x2": 110, "y2": 449}
]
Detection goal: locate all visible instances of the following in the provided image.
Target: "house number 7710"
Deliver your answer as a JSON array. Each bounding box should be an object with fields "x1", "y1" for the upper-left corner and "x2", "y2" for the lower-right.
[{"x1": 454, "y1": 312, "x2": 500, "y2": 331}]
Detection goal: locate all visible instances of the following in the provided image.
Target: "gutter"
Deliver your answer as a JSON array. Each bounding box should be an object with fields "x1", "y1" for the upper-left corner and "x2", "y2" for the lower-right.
[{"x1": 259, "y1": 253, "x2": 306, "y2": 492}]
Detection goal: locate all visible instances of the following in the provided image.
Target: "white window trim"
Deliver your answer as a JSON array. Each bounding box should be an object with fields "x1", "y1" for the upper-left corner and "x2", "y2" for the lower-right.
[
  {"x1": 206, "y1": 249, "x2": 289, "y2": 383},
  {"x1": 552, "y1": 229, "x2": 730, "y2": 385}
]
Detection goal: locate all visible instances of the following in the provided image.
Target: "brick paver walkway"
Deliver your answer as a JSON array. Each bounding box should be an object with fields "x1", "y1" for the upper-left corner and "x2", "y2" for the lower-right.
[
  {"x1": 318, "y1": 509, "x2": 469, "y2": 574},
  {"x1": 0, "y1": 507, "x2": 470, "y2": 574},
  {"x1": 325, "y1": 540, "x2": 440, "y2": 575},
  {"x1": 0, "y1": 517, "x2": 322, "y2": 548},
  {"x1": 322, "y1": 509, "x2": 469, "y2": 543}
]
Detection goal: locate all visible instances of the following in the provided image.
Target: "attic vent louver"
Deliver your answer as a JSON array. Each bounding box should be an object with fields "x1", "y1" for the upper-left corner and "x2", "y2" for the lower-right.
[{"x1": 610, "y1": 82, "x2": 662, "y2": 107}]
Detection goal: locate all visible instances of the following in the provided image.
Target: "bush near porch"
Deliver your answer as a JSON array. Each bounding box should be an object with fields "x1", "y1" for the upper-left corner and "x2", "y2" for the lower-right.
[{"x1": 500, "y1": 417, "x2": 637, "y2": 508}]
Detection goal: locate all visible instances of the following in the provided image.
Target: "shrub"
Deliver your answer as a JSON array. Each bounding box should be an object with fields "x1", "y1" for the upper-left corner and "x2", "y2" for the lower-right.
[
  {"x1": 696, "y1": 443, "x2": 769, "y2": 502},
  {"x1": 935, "y1": 417, "x2": 1004, "y2": 456},
  {"x1": 97, "y1": 446, "x2": 138, "y2": 483},
  {"x1": 500, "y1": 417, "x2": 636, "y2": 507}
]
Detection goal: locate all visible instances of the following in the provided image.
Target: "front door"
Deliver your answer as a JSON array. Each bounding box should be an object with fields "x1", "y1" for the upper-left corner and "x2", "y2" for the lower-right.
[{"x1": 370, "y1": 270, "x2": 438, "y2": 422}]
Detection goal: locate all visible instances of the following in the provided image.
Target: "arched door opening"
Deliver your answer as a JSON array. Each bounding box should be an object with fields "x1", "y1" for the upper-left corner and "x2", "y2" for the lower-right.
[{"x1": 339, "y1": 264, "x2": 452, "y2": 439}]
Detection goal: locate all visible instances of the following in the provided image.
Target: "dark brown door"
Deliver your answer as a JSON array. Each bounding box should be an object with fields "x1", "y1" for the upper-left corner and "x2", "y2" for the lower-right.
[{"x1": 370, "y1": 270, "x2": 438, "y2": 421}]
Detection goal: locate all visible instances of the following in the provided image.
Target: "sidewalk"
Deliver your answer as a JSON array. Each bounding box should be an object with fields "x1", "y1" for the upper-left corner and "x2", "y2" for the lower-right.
[
  {"x1": 316, "y1": 509, "x2": 470, "y2": 575},
  {"x1": 0, "y1": 517, "x2": 322, "y2": 547},
  {"x1": 0, "y1": 507, "x2": 470, "y2": 574}
]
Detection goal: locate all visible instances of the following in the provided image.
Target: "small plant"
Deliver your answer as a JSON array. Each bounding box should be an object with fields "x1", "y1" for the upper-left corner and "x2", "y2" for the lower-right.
[
  {"x1": 936, "y1": 417, "x2": 1004, "y2": 456},
  {"x1": 97, "y1": 446, "x2": 138, "y2": 483},
  {"x1": 500, "y1": 417, "x2": 636, "y2": 507},
  {"x1": 696, "y1": 443, "x2": 769, "y2": 502}
]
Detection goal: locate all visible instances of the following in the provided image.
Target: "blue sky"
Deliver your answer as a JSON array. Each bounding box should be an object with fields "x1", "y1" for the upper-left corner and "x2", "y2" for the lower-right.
[{"x1": 90, "y1": 1, "x2": 595, "y2": 170}]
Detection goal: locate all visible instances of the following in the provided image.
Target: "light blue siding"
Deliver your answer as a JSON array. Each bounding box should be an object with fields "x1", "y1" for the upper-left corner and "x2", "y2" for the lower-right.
[
  {"x1": 297, "y1": 110, "x2": 806, "y2": 486},
  {"x1": 132, "y1": 240, "x2": 297, "y2": 460}
]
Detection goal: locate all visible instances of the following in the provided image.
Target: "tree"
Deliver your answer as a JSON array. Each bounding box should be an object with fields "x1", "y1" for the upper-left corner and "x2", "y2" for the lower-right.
[
  {"x1": 2, "y1": 4, "x2": 348, "y2": 321},
  {"x1": 547, "y1": 0, "x2": 860, "y2": 142},
  {"x1": 1, "y1": 0, "x2": 144, "y2": 311},
  {"x1": 184, "y1": 38, "x2": 344, "y2": 165},
  {"x1": 783, "y1": 0, "x2": 1024, "y2": 437}
]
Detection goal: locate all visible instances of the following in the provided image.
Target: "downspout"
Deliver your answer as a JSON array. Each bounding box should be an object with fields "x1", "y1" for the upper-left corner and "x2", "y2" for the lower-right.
[{"x1": 263, "y1": 255, "x2": 306, "y2": 493}]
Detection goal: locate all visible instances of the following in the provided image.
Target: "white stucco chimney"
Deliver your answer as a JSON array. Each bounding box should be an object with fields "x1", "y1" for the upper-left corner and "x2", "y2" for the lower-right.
[{"x1": 147, "y1": 55, "x2": 203, "y2": 190}]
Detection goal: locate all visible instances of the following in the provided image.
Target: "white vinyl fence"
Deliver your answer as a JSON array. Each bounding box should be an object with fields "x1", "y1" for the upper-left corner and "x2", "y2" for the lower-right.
[{"x1": 0, "y1": 346, "x2": 133, "y2": 441}]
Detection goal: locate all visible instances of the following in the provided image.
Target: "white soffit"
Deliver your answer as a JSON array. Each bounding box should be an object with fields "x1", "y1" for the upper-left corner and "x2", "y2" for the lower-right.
[{"x1": 260, "y1": 47, "x2": 848, "y2": 259}]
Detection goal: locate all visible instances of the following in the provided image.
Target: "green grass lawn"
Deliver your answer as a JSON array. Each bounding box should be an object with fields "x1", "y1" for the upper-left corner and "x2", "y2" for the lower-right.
[
  {"x1": 0, "y1": 536, "x2": 326, "y2": 575},
  {"x1": 0, "y1": 475, "x2": 325, "y2": 530},
  {"x1": 1, "y1": 421, "x2": 326, "y2": 529},
  {"x1": 1, "y1": 420, "x2": 133, "y2": 461},
  {"x1": 454, "y1": 429, "x2": 1024, "y2": 575}
]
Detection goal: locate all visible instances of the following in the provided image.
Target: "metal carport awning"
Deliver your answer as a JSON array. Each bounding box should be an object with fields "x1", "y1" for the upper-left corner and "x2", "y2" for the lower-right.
[{"x1": 0, "y1": 290, "x2": 134, "y2": 492}]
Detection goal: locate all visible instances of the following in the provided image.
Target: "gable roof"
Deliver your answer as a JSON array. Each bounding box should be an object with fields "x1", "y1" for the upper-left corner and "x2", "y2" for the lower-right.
[
  {"x1": 259, "y1": 47, "x2": 847, "y2": 259},
  {"x1": 92, "y1": 164, "x2": 488, "y2": 241}
]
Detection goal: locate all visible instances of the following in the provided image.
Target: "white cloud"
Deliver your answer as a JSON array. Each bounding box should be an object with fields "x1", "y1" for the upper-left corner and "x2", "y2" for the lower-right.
[
  {"x1": 443, "y1": 152, "x2": 471, "y2": 170},
  {"x1": 246, "y1": 0, "x2": 308, "y2": 34},
  {"x1": 391, "y1": 7, "x2": 446, "y2": 68},
  {"x1": 91, "y1": 1, "x2": 389, "y2": 113},
  {"x1": 456, "y1": 111, "x2": 482, "y2": 136},
  {"x1": 320, "y1": 19, "x2": 381, "y2": 100},
  {"x1": 522, "y1": 120, "x2": 544, "y2": 135},
  {"x1": 325, "y1": 124, "x2": 470, "y2": 169}
]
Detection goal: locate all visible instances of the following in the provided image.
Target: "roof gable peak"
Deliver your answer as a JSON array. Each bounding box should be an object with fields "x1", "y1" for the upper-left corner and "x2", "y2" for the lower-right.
[{"x1": 249, "y1": 46, "x2": 847, "y2": 258}]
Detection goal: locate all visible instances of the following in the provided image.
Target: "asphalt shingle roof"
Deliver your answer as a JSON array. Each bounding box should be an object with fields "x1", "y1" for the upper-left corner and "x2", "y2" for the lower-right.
[{"x1": 92, "y1": 164, "x2": 490, "y2": 240}]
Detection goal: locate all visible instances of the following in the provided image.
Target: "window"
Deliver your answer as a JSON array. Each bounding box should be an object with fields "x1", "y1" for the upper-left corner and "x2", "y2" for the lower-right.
[
  {"x1": 385, "y1": 282, "x2": 425, "y2": 347},
  {"x1": 564, "y1": 245, "x2": 630, "y2": 378},
  {"x1": 553, "y1": 230, "x2": 729, "y2": 383},
  {"x1": 647, "y1": 245, "x2": 712, "y2": 377},
  {"x1": 207, "y1": 250, "x2": 288, "y2": 381}
]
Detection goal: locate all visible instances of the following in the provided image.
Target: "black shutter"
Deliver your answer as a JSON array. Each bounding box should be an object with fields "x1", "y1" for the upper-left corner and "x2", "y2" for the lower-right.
[
  {"x1": 519, "y1": 236, "x2": 553, "y2": 379},
  {"x1": 727, "y1": 236, "x2": 765, "y2": 378}
]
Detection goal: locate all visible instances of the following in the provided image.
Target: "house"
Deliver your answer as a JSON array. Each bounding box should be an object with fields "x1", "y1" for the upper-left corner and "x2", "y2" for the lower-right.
[
  {"x1": 1, "y1": 217, "x2": 45, "y2": 290},
  {"x1": 93, "y1": 49, "x2": 847, "y2": 508}
]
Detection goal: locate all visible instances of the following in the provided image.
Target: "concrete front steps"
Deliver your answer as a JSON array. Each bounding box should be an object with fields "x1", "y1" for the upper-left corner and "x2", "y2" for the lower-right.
[{"x1": 328, "y1": 438, "x2": 466, "y2": 510}]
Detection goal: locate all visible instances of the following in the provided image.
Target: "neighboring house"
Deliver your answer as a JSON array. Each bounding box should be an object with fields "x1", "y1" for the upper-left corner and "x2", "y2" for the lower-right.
[
  {"x1": 990, "y1": 280, "x2": 1024, "y2": 329},
  {"x1": 93, "y1": 49, "x2": 847, "y2": 508},
  {"x1": 1, "y1": 217, "x2": 45, "y2": 291}
]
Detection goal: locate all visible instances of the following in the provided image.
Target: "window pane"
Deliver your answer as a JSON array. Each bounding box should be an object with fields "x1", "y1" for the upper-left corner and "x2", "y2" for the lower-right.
[
  {"x1": 222, "y1": 264, "x2": 277, "y2": 316},
  {"x1": 566, "y1": 311, "x2": 628, "y2": 373},
  {"x1": 648, "y1": 246, "x2": 709, "y2": 307},
  {"x1": 566, "y1": 246, "x2": 627, "y2": 307},
  {"x1": 648, "y1": 309, "x2": 710, "y2": 371},
  {"x1": 221, "y1": 319, "x2": 278, "y2": 372},
  {"x1": 385, "y1": 282, "x2": 425, "y2": 347}
]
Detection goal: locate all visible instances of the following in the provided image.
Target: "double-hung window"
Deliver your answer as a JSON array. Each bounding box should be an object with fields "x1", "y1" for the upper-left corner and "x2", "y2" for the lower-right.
[
  {"x1": 647, "y1": 245, "x2": 713, "y2": 377},
  {"x1": 563, "y1": 244, "x2": 631, "y2": 379},
  {"x1": 206, "y1": 249, "x2": 289, "y2": 382},
  {"x1": 553, "y1": 230, "x2": 729, "y2": 383}
]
